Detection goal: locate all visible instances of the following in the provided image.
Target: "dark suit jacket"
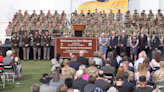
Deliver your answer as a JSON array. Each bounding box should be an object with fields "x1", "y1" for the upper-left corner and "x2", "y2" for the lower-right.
[
  {"x1": 95, "y1": 79, "x2": 110, "y2": 91},
  {"x1": 77, "y1": 56, "x2": 89, "y2": 66},
  {"x1": 119, "y1": 35, "x2": 128, "y2": 47},
  {"x1": 110, "y1": 59, "x2": 119, "y2": 69},
  {"x1": 122, "y1": 79, "x2": 134, "y2": 92},
  {"x1": 101, "y1": 65, "x2": 116, "y2": 74},
  {"x1": 2, "y1": 56, "x2": 16, "y2": 72},
  {"x1": 150, "y1": 36, "x2": 160, "y2": 50},
  {"x1": 110, "y1": 36, "x2": 118, "y2": 48},
  {"x1": 138, "y1": 34, "x2": 148, "y2": 49},
  {"x1": 72, "y1": 78, "x2": 87, "y2": 92},
  {"x1": 69, "y1": 61, "x2": 81, "y2": 71}
]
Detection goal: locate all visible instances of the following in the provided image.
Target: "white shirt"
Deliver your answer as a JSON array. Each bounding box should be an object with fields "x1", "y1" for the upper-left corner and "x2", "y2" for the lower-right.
[
  {"x1": 116, "y1": 55, "x2": 122, "y2": 64},
  {"x1": 134, "y1": 57, "x2": 145, "y2": 71}
]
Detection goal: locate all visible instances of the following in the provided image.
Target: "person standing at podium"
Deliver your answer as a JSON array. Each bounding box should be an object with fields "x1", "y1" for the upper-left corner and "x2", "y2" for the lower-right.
[{"x1": 99, "y1": 33, "x2": 108, "y2": 60}]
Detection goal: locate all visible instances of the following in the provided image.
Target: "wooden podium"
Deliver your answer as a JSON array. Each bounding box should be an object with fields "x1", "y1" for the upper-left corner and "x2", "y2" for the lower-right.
[{"x1": 73, "y1": 24, "x2": 85, "y2": 37}]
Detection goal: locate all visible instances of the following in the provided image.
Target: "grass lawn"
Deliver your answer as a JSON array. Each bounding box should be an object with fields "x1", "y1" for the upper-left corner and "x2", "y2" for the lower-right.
[{"x1": 0, "y1": 60, "x2": 51, "y2": 92}]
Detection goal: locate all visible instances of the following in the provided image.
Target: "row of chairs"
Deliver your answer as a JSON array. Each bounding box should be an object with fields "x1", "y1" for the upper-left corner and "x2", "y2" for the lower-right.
[{"x1": 0, "y1": 63, "x2": 16, "y2": 88}]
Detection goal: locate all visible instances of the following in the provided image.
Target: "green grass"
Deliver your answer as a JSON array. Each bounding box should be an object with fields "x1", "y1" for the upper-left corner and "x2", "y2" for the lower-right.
[{"x1": 0, "y1": 60, "x2": 51, "y2": 92}]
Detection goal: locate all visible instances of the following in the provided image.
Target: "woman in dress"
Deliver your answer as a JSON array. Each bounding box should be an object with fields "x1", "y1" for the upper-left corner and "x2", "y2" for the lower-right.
[
  {"x1": 11, "y1": 50, "x2": 22, "y2": 80},
  {"x1": 99, "y1": 33, "x2": 108, "y2": 60},
  {"x1": 130, "y1": 32, "x2": 139, "y2": 61}
]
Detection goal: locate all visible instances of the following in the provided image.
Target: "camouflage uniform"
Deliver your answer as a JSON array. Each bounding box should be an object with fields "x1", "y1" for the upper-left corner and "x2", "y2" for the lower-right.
[
  {"x1": 62, "y1": 66, "x2": 76, "y2": 79},
  {"x1": 86, "y1": 66, "x2": 99, "y2": 78},
  {"x1": 124, "y1": 69, "x2": 134, "y2": 81},
  {"x1": 152, "y1": 69, "x2": 164, "y2": 83}
]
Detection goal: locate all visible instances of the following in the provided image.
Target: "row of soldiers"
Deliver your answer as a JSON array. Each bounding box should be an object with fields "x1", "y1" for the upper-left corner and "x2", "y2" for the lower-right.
[
  {"x1": 5, "y1": 10, "x2": 67, "y2": 36},
  {"x1": 11, "y1": 30, "x2": 52, "y2": 61},
  {"x1": 70, "y1": 9, "x2": 164, "y2": 37}
]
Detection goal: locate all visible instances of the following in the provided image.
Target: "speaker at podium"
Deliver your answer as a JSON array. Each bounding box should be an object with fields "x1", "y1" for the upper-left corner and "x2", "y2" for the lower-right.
[{"x1": 73, "y1": 24, "x2": 85, "y2": 37}]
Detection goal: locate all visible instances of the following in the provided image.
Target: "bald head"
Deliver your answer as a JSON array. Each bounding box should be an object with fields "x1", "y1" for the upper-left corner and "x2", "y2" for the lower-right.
[
  {"x1": 79, "y1": 50, "x2": 84, "y2": 56},
  {"x1": 98, "y1": 70, "x2": 104, "y2": 77},
  {"x1": 141, "y1": 30, "x2": 144, "y2": 34},
  {"x1": 122, "y1": 30, "x2": 125, "y2": 35},
  {"x1": 112, "y1": 31, "x2": 115, "y2": 36}
]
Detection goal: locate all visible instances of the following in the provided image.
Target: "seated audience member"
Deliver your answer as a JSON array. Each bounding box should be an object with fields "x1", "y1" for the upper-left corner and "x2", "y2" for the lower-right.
[
  {"x1": 152, "y1": 89, "x2": 162, "y2": 92},
  {"x1": 51, "y1": 58, "x2": 61, "y2": 72},
  {"x1": 95, "y1": 70, "x2": 110, "y2": 91},
  {"x1": 115, "y1": 76, "x2": 129, "y2": 92},
  {"x1": 101, "y1": 58, "x2": 116, "y2": 74},
  {"x1": 113, "y1": 51, "x2": 122, "y2": 64},
  {"x1": 134, "y1": 52, "x2": 145, "y2": 71},
  {"x1": 86, "y1": 59, "x2": 99, "y2": 78},
  {"x1": 65, "y1": 78, "x2": 80, "y2": 92},
  {"x1": 77, "y1": 50, "x2": 89, "y2": 66},
  {"x1": 72, "y1": 70, "x2": 87, "y2": 92},
  {"x1": 122, "y1": 61, "x2": 134, "y2": 81},
  {"x1": 141, "y1": 51, "x2": 147, "y2": 59},
  {"x1": 135, "y1": 63, "x2": 150, "y2": 83},
  {"x1": 49, "y1": 70, "x2": 64, "y2": 88},
  {"x1": 122, "y1": 72, "x2": 134, "y2": 92},
  {"x1": 119, "y1": 55, "x2": 133, "y2": 67},
  {"x1": 152, "y1": 61, "x2": 164, "y2": 83},
  {"x1": 116, "y1": 67, "x2": 124, "y2": 76},
  {"x1": 142, "y1": 58, "x2": 153, "y2": 72},
  {"x1": 120, "y1": 52, "x2": 133, "y2": 65},
  {"x1": 31, "y1": 84, "x2": 40, "y2": 92},
  {"x1": 39, "y1": 73, "x2": 57, "y2": 92},
  {"x1": 134, "y1": 76, "x2": 153, "y2": 92},
  {"x1": 78, "y1": 65, "x2": 89, "y2": 81},
  {"x1": 98, "y1": 50, "x2": 105, "y2": 66},
  {"x1": 107, "y1": 86, "x2": 118, "y2": 92},
  {"x1": 151, "y1": 52, "x2": 163, "y2": 68},
  {"x1": 69, "y1": 55, "x2": 81, "y2": 71},
  {"x1": 107, "y1": 52, "x2": 119, "y2": 69},
  {"x1": 55, "y1": 67, "x2": 69, "y2": 81},
  {"x1": 156, "y1": 50, "x2": 164, "y2": 60},
  {"x1": 84, "y1": 76, "x2": 103, "y2": 92},
  {"x1": 62, "y1": 59, "x2": 76, "y2": 79},
  {"x1": 11, "y1": 50, "x2": 22, "y2": 80},
  {"x1": 93, "y1": 51, "x2": 103, "y2": 67},
  {"x1": 2, "y1": 50, "x2": 16, "y2": 78},
  {"x1": 57, "y1": 85, "x2": 67, "y2": 92}
]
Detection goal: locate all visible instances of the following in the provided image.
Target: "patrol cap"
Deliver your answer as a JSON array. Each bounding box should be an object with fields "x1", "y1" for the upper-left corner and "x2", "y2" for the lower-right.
[
  {"x1": 118, "y1": 9, "x2": 120, "y2": 11},
  {"x1": 122, "y1": 61, "x2": 129, "y2": 64},
  {"x1": 63, "y1": 59, "x2": 70, "y2": 64},
  {"x1": 159, "y1": 61, "x2": 164, "y2": 67},
  {"x1": 139, "y1": 76, "x2": 146, "y2": 82},
  {"x1": 89, "y1": 60, "x2": 95, "y2": 64}
]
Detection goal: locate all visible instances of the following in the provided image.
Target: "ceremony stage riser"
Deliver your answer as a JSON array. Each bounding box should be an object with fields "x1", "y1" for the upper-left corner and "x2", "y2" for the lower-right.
[{"x1": 0, "y1": 41, "x2": 163, "y2": 60}]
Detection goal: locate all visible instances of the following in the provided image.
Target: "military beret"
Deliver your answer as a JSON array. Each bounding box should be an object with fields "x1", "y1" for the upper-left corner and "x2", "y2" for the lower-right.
[
  {"x1": 134, "y1": 9, "x2": 137, "y2": 11},
  {"x1": 158, "y1": 9, "x2": 161, "y2": 11},
  {"x1": 150, "y1": 10, "x2": 152, "y2": 12},
  {"x1": 143, "y1": 10, "x2": 145, "y2": 12},
  {"x1": 123, "y1": 61, "x2": 129, "y2": 64}
]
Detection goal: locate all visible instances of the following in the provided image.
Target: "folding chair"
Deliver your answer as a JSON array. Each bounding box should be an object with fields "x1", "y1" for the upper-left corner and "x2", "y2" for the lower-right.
[
  {"x1": 159, "y1": 87, "x2": 164, "y2": 92},
  {"x1": 154, "y1": 81, "x2": 164, "y2": 89},
  {"x1": 4, "y1": 65, "x2": 16, "y2": 82},
  {"x1": 104, "y1": 73, "x2": 115, "y2": 85},
  {"x1": 0, "y1": 63, "x2": 5, "y2": 88}
]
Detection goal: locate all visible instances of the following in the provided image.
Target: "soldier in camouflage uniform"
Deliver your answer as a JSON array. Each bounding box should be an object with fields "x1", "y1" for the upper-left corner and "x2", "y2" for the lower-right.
[
  {"x1": 152, "y1": 61, "x2": 164, "y2": 83},
  {"x1": 5, "y1": 25, "x2": 12, "y2": 36},
  {"x1": 83, "y1": 24, "x2": 92, "y2": 37},
  {"x1": 62, "y1": 59, "x2": 76, "y2": 79},
  {"x1": 11, "y1": 32, "x2": 20, "y2": 56},
  {"x1": 43, "y1": 31, "x2": 51, "y2": 60},
  {"x1": 86, "y1": 60, "x2": 99, "y2": 78},
  {"x1": 63, "y1": 26, "x2": 70, "y2": 37}
]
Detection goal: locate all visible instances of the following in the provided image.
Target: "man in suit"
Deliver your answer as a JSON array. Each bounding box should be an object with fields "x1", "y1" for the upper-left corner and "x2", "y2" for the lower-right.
[
  {"x1": 107, "y1": 52, "x2": 119, "y2": 69},
  {"x1": 138, "y1": 30, "x2": 148, "y2": 53},
  {"x1": 115, "y1": 76, "x2": 129, "y2": 92},
  {"x1": 121, "y1": 72, "x2": 134, "y2": 92},
  {"x1": 77, "y1": 50, "x2": 89, "y2": 66},
  {"x1": 69, "y1": 55, "x2": 81, "y2": 71},
  {"x1": 95, "y1": 70, "x2": 110, "y2": 91},
  {"x1": 110, "y1": 31, "x2": 118, "y2": 51},
  {"x1": 2, "y1": 50, "x2": 16, "y2": 73},
  {"x1": 101, "y1": 58, "x2": 116, "y2": 74},
  {"x1": 22, "y1": 31, "x2": 31, "y2": 61},
  {"x1": 72, "y1": 70, "x2": 87, "y2": 92},
  {"x1": 119, "y1": 30, "x2": 128, "y2": 54},
  {"x1": 39, "y1": 73, "x2": 57, "y2": 92},
  {"x1": 150, "y1": 31, "x2": 160, "y2": 59}
]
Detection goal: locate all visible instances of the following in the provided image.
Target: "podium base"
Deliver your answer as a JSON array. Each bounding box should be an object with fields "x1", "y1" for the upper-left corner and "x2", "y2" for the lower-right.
[{"x1": 75, "y1": 31, "x2": 82, "y2": 37}]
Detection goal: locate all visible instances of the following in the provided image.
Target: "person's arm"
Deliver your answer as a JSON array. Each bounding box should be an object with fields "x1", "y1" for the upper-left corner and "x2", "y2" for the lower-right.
[
  {"x1": 130, "y1": 38, "x2": 133, "y2": 47},
  {"x1": 18, "y1": 57, "x2": 20, "y2": 64},
  {"x1": 145, "y1": 35, "x2": 148, "y2": 46},
  {"x1": 115, "y1": 36, "x2": 118, "y2": 46},
  {"x1": 134, "y1": 39, "x2": 139, "y2": 48}
]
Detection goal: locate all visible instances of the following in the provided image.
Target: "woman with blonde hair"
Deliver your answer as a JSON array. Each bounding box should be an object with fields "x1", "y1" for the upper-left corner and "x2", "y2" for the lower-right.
[
  {"x1": 141, "y1": 51, "x2": 147, "y2": 58},
  {"x1": 99, "y1": 33, "x2": 108, "y2": 60},
  {"x1": 134, "y1": 63, "x2": 150, "y2": 82},
  {"x1": 11, "y1": 50, "x2": 22, "y2": 80},
  {"x1": 130, "y1": 32, "x2": 139, "y2": 61},
  {"x1": 78, "y1": 65, "x2": 89, "y2": 81}
]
